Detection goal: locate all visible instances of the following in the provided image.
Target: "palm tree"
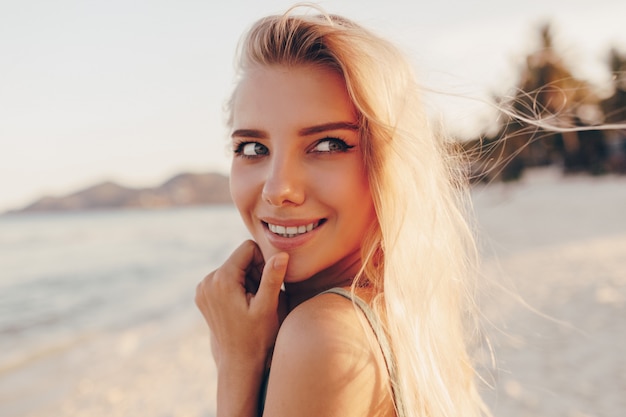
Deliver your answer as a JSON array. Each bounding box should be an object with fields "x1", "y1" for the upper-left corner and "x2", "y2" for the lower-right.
[
  {"x1": 600, "y1": 48, "x2": 626, "y2": 173},
  {"x1": 468, "y1": 23, "x2": 605, "y2": 181}
]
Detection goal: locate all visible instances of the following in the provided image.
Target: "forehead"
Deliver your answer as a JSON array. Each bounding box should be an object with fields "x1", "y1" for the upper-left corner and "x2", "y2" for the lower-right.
[{"x1": 231, "y1": 65, "x2": 357, "y2": 130}]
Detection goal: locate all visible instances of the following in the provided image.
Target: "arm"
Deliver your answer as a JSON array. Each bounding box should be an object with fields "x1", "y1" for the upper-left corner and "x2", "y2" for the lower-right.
[
  {"x1": 262, "y1": 293, "x2": 394, "y2": 417},
  {"x1": 195, "y1": 240, "x2": 288, "y2": 417}
]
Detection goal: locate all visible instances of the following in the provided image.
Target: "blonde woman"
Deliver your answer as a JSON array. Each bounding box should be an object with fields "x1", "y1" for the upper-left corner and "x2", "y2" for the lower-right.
[{"x1": 196, "y1": 5, "x2": 488, "y2": 417}]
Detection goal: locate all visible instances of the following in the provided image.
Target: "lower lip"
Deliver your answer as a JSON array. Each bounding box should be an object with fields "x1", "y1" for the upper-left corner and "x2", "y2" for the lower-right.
[{"x1": 263, "y1": 223, "x2": 322, "y2": 251}]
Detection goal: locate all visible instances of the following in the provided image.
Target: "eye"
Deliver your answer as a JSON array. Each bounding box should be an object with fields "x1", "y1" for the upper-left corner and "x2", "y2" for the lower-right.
[
  {"x1": 311, "y1": 138, "x2": 354, "y2": 153},
  {"x1": 234, "y1": 142, "x2": 269, "y2": 158}
]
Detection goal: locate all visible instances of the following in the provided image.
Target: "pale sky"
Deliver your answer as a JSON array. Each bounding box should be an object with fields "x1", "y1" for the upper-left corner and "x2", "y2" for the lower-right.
[{"x1": 1, "y1": 0, "x2": 625, "y2": 212}]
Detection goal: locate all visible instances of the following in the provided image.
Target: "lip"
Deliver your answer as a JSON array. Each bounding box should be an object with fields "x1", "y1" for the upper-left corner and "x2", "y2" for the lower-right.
[{"x1": 260, "y1": 217, "x2": 326, "y2": 251}]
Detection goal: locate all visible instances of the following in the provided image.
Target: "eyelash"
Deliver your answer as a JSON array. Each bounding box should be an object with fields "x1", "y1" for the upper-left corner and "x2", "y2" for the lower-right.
[
  {"x1": 233, "y1": 137, "x2": 355, "y2": 159},
  {"x1": 233, "y1": 141, "x2": 268, "y2": 159},
  {"x1": 311, "y1": 137, "x2": 355, "y2": 153}
]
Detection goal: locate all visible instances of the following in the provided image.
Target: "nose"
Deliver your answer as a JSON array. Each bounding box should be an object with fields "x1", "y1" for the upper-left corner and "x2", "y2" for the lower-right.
[{"x1": 261, "y1": 151, "x2": 305, "y2": 206}]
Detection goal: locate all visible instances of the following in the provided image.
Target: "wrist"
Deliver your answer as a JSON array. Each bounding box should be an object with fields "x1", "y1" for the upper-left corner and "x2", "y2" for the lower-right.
[
  {"x1": 218, "y1": 355, "x2": 267, "y2": 377},
  {"x1": 218, "y1": 343, "x2": 273, "y2": 372},
  {"x1": 216, "y1": 357, "x2": 267, "y2": 417}
]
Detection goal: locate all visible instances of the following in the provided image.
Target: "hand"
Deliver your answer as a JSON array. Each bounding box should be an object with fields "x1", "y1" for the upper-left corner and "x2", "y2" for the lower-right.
[{"x1": 195, "y1": 240, "x2": 289, "y2": 371}]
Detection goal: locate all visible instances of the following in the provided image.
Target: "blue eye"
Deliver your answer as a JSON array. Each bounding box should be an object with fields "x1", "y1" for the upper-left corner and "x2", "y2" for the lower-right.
[
  {"x1": 235, "y1": 142, "x2": 269, "y2": 157},
  {"x1": 312, "y1": 138, "x2": 354, "y2": 153}
]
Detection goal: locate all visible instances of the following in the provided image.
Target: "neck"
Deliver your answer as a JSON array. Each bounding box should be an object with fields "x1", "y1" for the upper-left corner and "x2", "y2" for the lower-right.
[{"x1": 284, "y1": 254, "x2": 362, "y2": 309}]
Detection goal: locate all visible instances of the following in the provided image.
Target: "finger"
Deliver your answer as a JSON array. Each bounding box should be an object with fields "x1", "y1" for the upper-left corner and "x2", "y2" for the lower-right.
[
  {"x1": 221, "y1": 240, "x2": 264, "y2": 285},
  {"x1": 252, "y1": 252, "x2": 289, "y2": 312}
]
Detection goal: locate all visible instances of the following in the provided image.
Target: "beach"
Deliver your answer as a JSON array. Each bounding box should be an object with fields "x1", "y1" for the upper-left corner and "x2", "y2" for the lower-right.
[
  {"x1": 473, "y1": 168, "x2": 626, "y2": 417},
  {"x1": 2, "y1": 167, "x2": 625, "y2": 417}
]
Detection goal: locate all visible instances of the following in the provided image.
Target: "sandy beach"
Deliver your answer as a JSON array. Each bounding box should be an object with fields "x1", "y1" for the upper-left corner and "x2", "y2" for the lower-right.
[
  {"x1": 12, "y1": 167, "x2": 626, "y2": 417},
  {"x1": 473, "y1": 168, "x2": 626, "y2": 417}
]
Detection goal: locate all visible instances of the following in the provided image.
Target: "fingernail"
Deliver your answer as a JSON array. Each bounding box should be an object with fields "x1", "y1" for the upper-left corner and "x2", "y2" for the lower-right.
[{"x1": 273, "y1": 253, "x2": 288, "y2": 269}]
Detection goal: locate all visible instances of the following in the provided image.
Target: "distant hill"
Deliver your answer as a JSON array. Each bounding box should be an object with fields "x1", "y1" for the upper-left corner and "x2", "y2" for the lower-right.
[{"x1": 6, "y1": 172, "x2": 232, "y2": 214}]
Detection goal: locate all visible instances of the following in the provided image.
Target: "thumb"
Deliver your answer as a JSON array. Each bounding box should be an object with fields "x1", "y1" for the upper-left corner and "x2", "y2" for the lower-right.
[{"x1": 252, "y1": 252, "x2": 289, "y2": 312}]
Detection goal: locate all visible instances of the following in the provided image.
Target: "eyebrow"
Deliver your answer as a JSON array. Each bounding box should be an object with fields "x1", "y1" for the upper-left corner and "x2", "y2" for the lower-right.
[
  {"x1": 231, "y1": 121, "x2": 358, "y2": 139},
  {"x1": 231, "y1": 129, "x2": 267, "y2": 139},
  {"x1": 298, "y1": 121, "x2": 359, "y2": 136}
]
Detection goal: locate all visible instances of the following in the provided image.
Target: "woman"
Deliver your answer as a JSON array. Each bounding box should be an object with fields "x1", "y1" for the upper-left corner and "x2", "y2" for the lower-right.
[{"x1": 196, "y1": 5, "x2": 489, "y2": 417}]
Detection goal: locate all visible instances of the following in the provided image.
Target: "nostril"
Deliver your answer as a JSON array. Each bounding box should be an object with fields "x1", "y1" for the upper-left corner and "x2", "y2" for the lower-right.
[{"x1": 261, "y1": 183, "x2": 305, "y2": 206}]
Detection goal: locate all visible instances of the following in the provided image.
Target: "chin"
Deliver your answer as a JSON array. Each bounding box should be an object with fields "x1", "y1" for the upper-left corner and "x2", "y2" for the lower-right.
[{"x1": 282, "y1": 261, "x2": 314, "y2": 284}]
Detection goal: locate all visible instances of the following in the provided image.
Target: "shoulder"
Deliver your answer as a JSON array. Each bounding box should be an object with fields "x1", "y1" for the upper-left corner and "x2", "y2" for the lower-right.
[
  {"x1": 279, "y1": 291, "x2": 373, "y2": 365},
  {"x1": 263, "y1": 290, "x2": 394, "y2": 417}
]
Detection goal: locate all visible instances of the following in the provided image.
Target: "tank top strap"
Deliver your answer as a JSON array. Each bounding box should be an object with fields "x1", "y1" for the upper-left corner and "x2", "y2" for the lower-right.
[{"x1": 320, "y1": 287, "x2": 407, "y2": 417}]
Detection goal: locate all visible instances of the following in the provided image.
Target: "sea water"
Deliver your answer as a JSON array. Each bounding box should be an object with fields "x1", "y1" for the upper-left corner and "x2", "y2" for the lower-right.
[{"x1": 0, "y1": 206, "x2": 248, "y2": 417}]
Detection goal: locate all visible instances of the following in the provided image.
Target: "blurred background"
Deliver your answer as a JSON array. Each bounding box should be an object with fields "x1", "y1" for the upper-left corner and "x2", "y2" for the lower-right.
[{"x1": 1, "y1": 1, "x2": 625, "y2": 416}]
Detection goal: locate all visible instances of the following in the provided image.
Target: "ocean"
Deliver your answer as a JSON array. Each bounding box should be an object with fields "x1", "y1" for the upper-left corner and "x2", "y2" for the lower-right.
[{"x1": 0, "y1": 206, "x2": 248, "y2": 417}]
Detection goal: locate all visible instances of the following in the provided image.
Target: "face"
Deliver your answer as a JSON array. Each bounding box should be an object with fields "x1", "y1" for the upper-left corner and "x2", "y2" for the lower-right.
[{"x1": 229, "y1": 64, "x2": 376, "y2": 286}]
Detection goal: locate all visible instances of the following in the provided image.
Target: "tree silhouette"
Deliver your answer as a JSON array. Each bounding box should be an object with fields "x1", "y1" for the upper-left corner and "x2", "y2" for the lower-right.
[
  {"x1": 599, "y1": 48, "x2": 626, "y2": 173},
  {"x1": 465, "y1": 23, "x2": 608, "y2": 181}
]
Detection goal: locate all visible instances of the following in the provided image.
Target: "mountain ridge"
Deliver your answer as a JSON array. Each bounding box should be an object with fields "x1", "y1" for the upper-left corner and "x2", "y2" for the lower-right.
[{"x1": 6, "y1": 172, "x2": 232, "y2": 214}]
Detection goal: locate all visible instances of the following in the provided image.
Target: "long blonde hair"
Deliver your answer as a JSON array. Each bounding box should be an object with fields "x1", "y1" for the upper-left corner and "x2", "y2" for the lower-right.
[{"x1": 229, "y1": 5, "x2": 489, "y2": 417}]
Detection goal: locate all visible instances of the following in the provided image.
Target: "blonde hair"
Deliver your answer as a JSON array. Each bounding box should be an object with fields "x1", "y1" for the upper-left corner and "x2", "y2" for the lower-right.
[{"x1": 229, "y1": 5, "x2": 489, "y2": 417}]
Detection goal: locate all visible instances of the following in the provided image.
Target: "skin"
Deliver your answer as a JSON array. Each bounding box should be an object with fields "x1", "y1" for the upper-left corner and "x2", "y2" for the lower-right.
[{"x1": 195, "y1": 65, "x2": 394, "y2": 417}]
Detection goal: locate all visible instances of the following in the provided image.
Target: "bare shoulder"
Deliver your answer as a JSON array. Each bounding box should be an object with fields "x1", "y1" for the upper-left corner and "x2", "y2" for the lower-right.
[{"x1": 263, "y1": 290, "x2": 395, "y2": 417}]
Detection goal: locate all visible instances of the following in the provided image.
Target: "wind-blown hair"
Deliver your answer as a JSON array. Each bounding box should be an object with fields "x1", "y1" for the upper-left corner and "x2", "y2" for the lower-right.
[{"x1": 228, "y1": 5, "x2": 489, "y2": 417}]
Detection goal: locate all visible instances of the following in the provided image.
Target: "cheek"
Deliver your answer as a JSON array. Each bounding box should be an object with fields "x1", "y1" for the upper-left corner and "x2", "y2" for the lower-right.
[
  {"x1": 229, "y1": 165, "x2": 260, "y2": 229},
  {"x1": 324, "y1": 163, "x2": 371, "y2": 206},
  {"x1": 318, "y1": 163, "x2": 375, "y2": 230},
  {"x1": 343, "y1": 167, "x2": 376, "y2": 228}
]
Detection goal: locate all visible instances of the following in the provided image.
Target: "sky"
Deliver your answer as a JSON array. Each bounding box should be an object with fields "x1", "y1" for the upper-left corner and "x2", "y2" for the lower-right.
[{"x1": 1, "y1": 0, "x2": 625, "y2": 212}]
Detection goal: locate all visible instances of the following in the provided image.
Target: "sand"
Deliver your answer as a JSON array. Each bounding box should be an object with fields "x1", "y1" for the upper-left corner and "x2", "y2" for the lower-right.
[
  {"x1": 20, "y1": 167, "x2": 626, "y2": 417},
  {"x1": 472, "y1": 168, "x2": 626, "y2": 417}
]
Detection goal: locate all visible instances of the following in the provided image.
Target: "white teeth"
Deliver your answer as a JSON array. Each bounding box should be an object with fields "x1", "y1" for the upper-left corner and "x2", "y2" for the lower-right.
[{"x1": 267, "y1": 221, "x2": 320, "y2": 238}]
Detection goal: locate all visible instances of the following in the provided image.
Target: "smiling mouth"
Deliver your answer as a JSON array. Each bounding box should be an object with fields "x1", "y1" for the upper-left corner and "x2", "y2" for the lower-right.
[{"x1": 264, "y1": 220, "x2": 325, "y2": 238}]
